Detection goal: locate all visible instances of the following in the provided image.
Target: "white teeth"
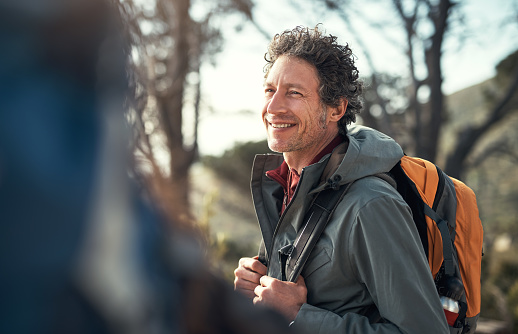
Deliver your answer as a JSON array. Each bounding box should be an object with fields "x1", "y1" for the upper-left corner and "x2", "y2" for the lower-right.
[{"x1": 271, "y1": 123, "x2": 294, "y2": 128}]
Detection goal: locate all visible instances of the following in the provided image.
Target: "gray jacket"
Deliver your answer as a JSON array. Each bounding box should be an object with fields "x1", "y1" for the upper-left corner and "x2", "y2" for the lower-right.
[{"x1": 251, "y1": 126, "x2": 449, "y2": 334}]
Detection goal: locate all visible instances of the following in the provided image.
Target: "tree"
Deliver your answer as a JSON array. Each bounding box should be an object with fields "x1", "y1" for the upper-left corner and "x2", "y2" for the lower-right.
[
  {"x1": 116, "y1": 0, "x2": 258, "y2": 223},
  {"x1": 306, "y1": 0, "x2": 518, "y2": 179}
]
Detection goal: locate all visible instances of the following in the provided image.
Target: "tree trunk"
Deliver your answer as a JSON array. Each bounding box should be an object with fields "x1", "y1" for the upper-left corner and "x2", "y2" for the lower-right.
[
  {"x1": 158, "y1": 0, "x2": 195, "y2": 221},
  {"x1": 420, "y1": 0, "x2": 452, "y2": 162}
]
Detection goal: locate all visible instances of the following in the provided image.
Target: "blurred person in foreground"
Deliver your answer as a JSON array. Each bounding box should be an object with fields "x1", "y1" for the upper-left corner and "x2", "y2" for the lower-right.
[
  {"x1": 0, "y1": 1, "x2": 292, "y2": 333},
  {"x1": 233, "y1": 25, "x2": 450, "y2": 333}
]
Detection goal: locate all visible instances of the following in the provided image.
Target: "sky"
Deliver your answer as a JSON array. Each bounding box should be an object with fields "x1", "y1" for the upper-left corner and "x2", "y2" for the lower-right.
[{"x1": 195, "y1": 0, "x2": 518, "y2": 156}]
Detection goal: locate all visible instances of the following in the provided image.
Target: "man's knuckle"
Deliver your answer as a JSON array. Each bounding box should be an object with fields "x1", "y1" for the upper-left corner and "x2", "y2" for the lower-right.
[{"x1": 269, "y1": 278, "x2": 280, "y2": 289}]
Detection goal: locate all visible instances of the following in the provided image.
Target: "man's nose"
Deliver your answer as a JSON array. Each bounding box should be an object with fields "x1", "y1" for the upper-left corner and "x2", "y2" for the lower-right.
[{"x1": 266, "y1": 92, "x2": 287, "y2": 114}]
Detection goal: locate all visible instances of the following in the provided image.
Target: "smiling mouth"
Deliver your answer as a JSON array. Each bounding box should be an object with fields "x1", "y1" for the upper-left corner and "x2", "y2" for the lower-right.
[{"x1": 270, "y1": 123, "x2": 295, "y2": 128}]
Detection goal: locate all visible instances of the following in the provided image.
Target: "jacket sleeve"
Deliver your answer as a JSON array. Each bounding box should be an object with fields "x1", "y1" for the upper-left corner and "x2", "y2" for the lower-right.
[{"x1": 291, "y1": 195, "x2": 450, "y2": 334}]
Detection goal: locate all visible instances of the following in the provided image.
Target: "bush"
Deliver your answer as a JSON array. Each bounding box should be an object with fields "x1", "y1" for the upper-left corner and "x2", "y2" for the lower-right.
[{"x1": 202, "y1": 140, "x2": 271, "y2": 191}]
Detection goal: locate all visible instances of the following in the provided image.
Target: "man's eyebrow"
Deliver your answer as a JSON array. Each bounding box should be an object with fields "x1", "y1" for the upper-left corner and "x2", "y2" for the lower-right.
[{"x1": 263, "y1": 81, "x2": 307, "y2": 90}]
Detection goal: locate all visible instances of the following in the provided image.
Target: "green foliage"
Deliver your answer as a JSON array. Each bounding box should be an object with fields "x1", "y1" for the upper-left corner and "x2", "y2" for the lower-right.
[
  {"x1": 494, "y1": 258, "x2": 518, "y2": 294},
  {"x1": 208, "y1": 233, "x2": 259, "y2": 282},
  {"x1": 479, "y1": 239, "x2": 518, "y2": 332},
  {"x1": 509, "y1": 281, "x2": 518, "y2": 332},
  {"x1": 481, "y1": 284, "x2": 503, "y2": 321},
  {"x1": 202, "y1": 140, "x2": 271, "y2": 191}
]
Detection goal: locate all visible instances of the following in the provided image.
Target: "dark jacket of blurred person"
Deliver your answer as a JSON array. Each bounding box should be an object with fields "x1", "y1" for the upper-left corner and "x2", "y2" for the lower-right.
[{"x1": 0, "y1": 1, "x2": 293, "y2": 333}]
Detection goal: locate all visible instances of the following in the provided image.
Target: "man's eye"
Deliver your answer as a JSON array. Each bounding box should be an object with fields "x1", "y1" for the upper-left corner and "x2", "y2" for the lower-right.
[
  {"x1": 265, "y1": 88, "x2": 274, "y2": 94},
  {"x1": 290, "y1": 90, "x2": 302, "y2": 96}
]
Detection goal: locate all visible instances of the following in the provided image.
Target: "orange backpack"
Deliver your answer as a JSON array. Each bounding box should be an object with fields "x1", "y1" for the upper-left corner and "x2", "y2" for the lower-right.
[
  {"x1": 392, "y1": 156, "x2": 483, "y2": 333},
  {"x1": 272, "y1": 155, "x2": 483, "y2": 333}
]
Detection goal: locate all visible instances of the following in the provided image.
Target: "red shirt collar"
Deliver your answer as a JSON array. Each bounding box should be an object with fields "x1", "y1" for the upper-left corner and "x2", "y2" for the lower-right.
[{"x1": 266, "y1": 135, "x2": 344, "y2": 212}]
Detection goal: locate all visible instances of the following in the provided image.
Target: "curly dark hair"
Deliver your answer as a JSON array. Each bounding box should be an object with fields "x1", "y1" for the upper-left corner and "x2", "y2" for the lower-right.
[{"x1": 264, "y1": 25, "x2": 363, "y2": 135}]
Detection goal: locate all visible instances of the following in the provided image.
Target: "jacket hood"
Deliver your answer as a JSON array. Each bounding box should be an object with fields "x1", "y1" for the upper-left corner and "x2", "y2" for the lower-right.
[{"x1": 311, "y1": 125, "x2": 404, "y2": 192}]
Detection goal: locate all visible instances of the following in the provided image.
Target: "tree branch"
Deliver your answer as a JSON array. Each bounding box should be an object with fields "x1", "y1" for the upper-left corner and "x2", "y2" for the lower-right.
[{"x1": 444, "y1": 69, "x2": 518, "y2": 178}]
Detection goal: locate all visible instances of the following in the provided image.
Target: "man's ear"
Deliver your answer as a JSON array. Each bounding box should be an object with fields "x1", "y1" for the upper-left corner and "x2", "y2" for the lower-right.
[{"x1": 328, "y1": 98, "x2": 348, "y2": 122}]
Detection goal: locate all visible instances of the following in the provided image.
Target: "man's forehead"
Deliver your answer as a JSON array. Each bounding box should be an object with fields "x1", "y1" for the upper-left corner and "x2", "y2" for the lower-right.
[{"x1": 264, "y1": 56, "x2": 319, "y2": 87}]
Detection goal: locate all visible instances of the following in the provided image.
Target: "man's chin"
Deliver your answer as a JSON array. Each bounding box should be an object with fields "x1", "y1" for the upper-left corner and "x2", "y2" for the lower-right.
[
  {"x1": 267, "y1": 141, "x2": 295, "y2": 154},
  {"x1": 267, "y1": 145, "x2": 282, "y2": 153},
  {"x1": 267, "y1": 140, "x2": 283, "y2": 153}
]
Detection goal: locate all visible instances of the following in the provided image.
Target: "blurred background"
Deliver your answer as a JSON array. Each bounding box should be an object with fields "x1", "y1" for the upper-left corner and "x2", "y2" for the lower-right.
[
  {"x1": 118, "y1": 0, "x2": 518, "y2": 331},
  {"x1": 1, "y1": 0, "x2": 517, "y2": 332}
]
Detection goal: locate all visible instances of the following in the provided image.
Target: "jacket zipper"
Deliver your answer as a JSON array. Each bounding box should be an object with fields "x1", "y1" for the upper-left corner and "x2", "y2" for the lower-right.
[{"x1": 266, "y1": 168, "x2": 306, "y2": 269}]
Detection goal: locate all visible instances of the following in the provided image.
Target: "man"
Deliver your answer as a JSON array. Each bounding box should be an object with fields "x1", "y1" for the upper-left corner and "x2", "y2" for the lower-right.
[{"x1": 233, "y1": 25, "x2": 450, "y2": 333}]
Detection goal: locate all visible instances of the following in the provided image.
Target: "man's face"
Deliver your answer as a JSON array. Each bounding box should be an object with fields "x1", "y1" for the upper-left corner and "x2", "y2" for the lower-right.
[{"x1": 262, "y1": 55, "x2": 334, "y2": 155}]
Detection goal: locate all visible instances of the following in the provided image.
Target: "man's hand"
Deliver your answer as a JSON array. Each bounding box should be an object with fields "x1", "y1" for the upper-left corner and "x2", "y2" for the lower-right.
[
  {"x1": 234, "y1": 257, "x2": 267, "y2": 299},
  {"x1": 253, "y1": 275, "x2": 307, "y2": 322}
]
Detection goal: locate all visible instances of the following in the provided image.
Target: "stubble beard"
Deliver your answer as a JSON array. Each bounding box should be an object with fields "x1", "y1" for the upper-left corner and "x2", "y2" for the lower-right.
[{"x1": 267, "y1": 105, "x2": 328, "y2": 153}]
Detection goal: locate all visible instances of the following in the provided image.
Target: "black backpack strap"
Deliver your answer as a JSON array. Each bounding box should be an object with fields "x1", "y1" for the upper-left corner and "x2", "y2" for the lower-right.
[
  {"x1": 280, "y1": 182, "x2": 352, "y2": 282},
  {"x1": 423, "y1": 203, "x2": 456, "y2": 276},
  {"x1": 431, "y1": 165, "x2": 446, "y2": 211},
  {"x1": 423, "y1": 165, "x2": 456, "y2": 277}
]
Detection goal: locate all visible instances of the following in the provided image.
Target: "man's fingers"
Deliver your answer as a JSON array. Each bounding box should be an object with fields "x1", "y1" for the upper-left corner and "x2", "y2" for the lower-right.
[
  {"x1": 234, "y1": 257, "x2": 269, "y2": 301},
  {"x1": 253, "y1": 275, "x2": 307, "y2": 322},
  {"x1": 238, "y1": 257, "x2": 267, "y2": 276},
  {"x1": 235, "y1": 275, "x2": 261, "y2": 291},
  {"x1": 253, "y1": 285, "x2": 265, "y2": 304},
  {"x1": 235, "y1": 265, "x2": 262, "y2": 285},
  {"x1": 259, "y1": 274, "x2": 274, "y2": 287}
]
